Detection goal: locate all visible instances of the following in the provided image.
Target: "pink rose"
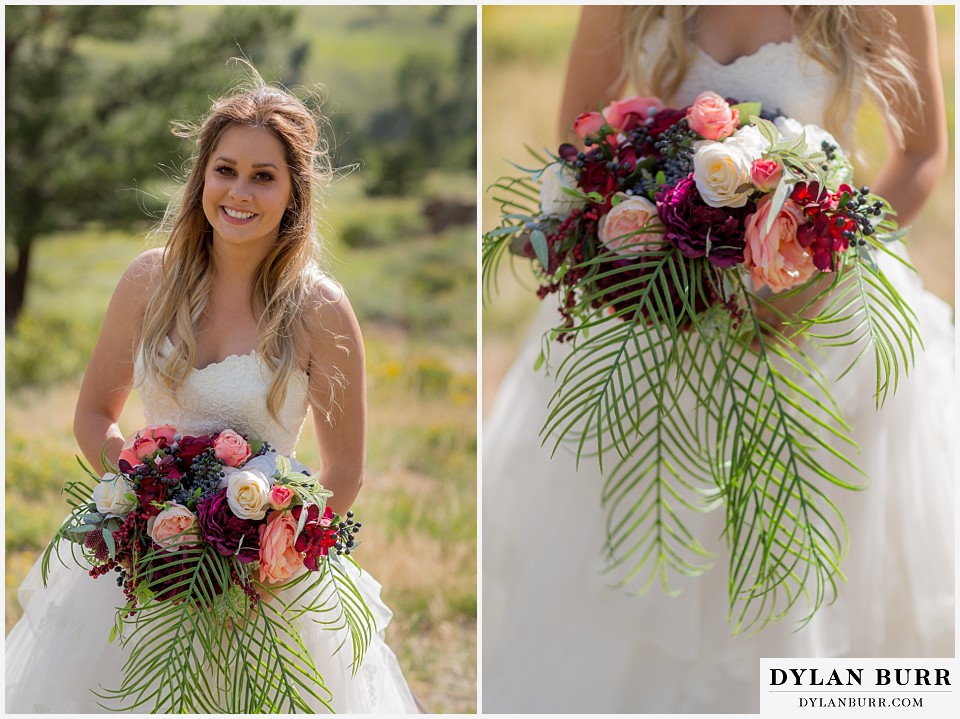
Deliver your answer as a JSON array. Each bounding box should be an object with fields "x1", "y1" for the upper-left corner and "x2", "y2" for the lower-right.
[
  {"x1": 213, "y1": 429, "x2": 251, "y2": 468},
  {"x1": 119, "y1": 424, "x2": 177, "y2": 469},
  {"x1": 602, "y1": 96, "x2": 664, "y2": 132},
  {"x1": 268, "y1": 485, "x2": 294, "y2": 511},
  {"x1": 258, "y1": 510, "x2": 304, "y2": 584},
  {"x1": 743, "y1": 196, "x2": 816, "y2": 293},
  {"x1": 147, "y1": 503, "x2": 199, "y2": 550},
  {"x1": 572, "y1": 111, "x2": 605, "y2": 141},
  {"x1": 598, "y1": 194, "x2": 663, "y2": 255},
  {"x1": 686, "y1": 91, "x2": 740, "y2": 141},
  {"x1": 750, "y1": 158, "x2": 783, "y2": 192}
]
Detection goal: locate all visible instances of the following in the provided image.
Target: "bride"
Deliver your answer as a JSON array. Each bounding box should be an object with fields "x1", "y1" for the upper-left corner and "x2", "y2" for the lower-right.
[
  {"x1": 483, "y1": 5, "x2": 954, "y2": 713},
  {"x1": 6, "y1": 77, "x2": 419, "y2": 713}
]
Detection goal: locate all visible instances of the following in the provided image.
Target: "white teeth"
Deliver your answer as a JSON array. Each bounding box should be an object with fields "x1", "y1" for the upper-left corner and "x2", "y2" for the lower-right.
[{"x1": 223, "y1": 207, "x2": 255, "y2": 220}]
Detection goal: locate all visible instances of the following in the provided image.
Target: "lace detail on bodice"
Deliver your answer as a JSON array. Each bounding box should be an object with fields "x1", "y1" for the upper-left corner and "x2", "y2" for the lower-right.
[
  {"x1": 134, "y1": 338, "x2": 309, "y2": 456},
  {"x1": 645, "y1": 23, "x2": 841, "y2": 127}
]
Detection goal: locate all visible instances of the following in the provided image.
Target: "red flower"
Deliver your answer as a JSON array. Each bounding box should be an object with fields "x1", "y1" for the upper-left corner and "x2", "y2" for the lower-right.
[
  {"x1": 292, "y1": 505, "x2": 338, "y2": 571},
  {"x1": 648, "y1": 108, "x2": 687, "y2": 138},
  {"x1": 137, "y1": 476, "x2": 166, "y2": 517},
  {"x1": 791, "y1": 182, "x2": 853, "y2": 271},
  {"x1": 178, "y1": 434, "x2": 215, "y2": 466},
  {"x1": 578, "y1": 158, "x2": 617, "y2": 199}
]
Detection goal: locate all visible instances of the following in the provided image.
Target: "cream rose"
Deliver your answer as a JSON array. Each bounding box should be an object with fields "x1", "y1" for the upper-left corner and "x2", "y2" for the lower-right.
[
  {"x1": 147, "y1": 503, "x2": 199, "y2": 550},
  {"x1": 692, "y1": 137, "x2": 758, "y2": 208},
  {"x1": 93, "y1": 473, "x2": 137, "y2": 518},
  {"x1": 598, "y1": 194, "x2": 663, "y2": 255},
  {"x1": 226, "y1": 469, "x2": 272, "y2": 520},
  {"x1": 540, "y1": 163, "x2": 586, "y2": 217}
]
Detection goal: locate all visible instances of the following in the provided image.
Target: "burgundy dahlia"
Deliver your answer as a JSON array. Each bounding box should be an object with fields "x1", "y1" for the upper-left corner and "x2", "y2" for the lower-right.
[
  {"x1": 656, "y1": 174, "x2": 750, "y2": 268},
  {"x1": 197, "y1": 489, "x2": 260, "y2": 564}
]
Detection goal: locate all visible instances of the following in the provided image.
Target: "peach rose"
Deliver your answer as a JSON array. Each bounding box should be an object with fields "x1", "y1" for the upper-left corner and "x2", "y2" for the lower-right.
[
  {"x1": 743, "y1": 196, "x2": 816, "y2": 293},
  {"x1": 572, "y1": 111, "x2": 605, "y2": 141},
  {"x1": 268, "y1": 485, "x2": 295, "y2": 511},
  {"x1": 258, "y1": 511, "x2": 304, "y2": 584},
  {"x1": 147, "y1": 503, "x2": 199, "y2": 550},
  {"x1": 602, "y1": 96, "x2": 664, "y2": 132},
  {"x1": 213, "y1": 429, "x2": 251, "y2": 468},
  {"x1": 598, "y1": 194, "x2": 663, "y2": 255},
  {"x1": 750, "y1": 158, "x2": 783, "y2": 192},
  {"x1": 119, "y1": 424, "x2": 177, "y2": 468},
  {"x1": 686, "y1": 91, "x2": 740, "y2": 141}
]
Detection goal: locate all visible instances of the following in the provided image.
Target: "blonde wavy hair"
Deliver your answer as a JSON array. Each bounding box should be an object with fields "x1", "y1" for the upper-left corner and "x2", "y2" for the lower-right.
[
  {"x1": 140, "y1": 75, "x2": 336, "y2": 422},
  {"x1": 618, "y1": 6, "x2": 920, "y2": 147}
]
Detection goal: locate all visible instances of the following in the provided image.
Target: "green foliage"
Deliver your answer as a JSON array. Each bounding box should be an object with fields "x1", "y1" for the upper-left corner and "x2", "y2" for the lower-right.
[
  {"x1": 41, "y1": 490, "x2": 374, "y2": 712},
  {"x1": 361, "y1": 23, "x2": 477, "y2": 196},
  {"x1": 483, "y1": 152, "x2": 919, "y2": 634},
  {"x1": 338, "y1": 209, "x2": 427, "y2": 249},
  {"x1": 5, "y1": 312, "x2": 98, "y2": 391}
]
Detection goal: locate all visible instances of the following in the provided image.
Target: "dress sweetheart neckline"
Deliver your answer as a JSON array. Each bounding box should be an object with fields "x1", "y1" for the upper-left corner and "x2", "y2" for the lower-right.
[
  {"x1": 694, "y1": 38, "x2": 797, "y2": 69},
  {"x1": 161, "y1": 336, "x2": 257, "y2": 373},
  {"x1": 158, "y1": 337, "x2": 310, "y2": 378}
]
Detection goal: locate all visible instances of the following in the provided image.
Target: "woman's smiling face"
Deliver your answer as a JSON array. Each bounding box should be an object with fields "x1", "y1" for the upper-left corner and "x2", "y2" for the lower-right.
[{"x1": 202, "y1": 124, "x2": 293, "y2": 250}]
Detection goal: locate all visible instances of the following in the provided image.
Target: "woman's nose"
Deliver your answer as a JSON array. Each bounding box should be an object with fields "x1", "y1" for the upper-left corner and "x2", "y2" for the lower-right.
[{"x1": 228, "y1": 181, "x2": 253, "y2": 201}]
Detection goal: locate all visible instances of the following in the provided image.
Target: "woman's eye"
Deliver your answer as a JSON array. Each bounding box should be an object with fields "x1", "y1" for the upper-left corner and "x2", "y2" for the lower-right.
[
  {"x1": 255, "y1": 172, "x2": 274, "y2": 182},
  {"x1": 214, "y1": 166, "x2": 235, "y2": 176}
]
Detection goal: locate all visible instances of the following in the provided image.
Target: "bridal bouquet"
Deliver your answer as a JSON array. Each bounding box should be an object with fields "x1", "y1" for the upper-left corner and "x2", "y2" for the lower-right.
[
  {"x1": 42, "y1": 424, "x2": 370, "y2": 713},
  {"x1": 482, "y1": 92, "x2": 918, "y2": 632}
]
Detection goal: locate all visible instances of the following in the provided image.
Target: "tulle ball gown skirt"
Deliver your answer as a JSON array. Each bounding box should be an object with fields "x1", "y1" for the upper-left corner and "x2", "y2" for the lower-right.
[{"x1": 482, "y1": 257, "x2": 954, "y2": 713}]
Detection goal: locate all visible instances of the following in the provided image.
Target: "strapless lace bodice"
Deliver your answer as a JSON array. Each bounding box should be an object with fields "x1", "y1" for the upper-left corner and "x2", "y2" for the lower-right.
[
  {"x1": 134, "y1": 338, "x2": 309, "y2": 455},
  {"x1": 646, "y1": 23, "x2": 837, "y2": 127}
]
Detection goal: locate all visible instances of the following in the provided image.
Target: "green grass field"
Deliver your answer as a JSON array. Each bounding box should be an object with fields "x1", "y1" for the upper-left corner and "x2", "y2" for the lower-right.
[{"x1": 4, "y1": 173, "x2": 476, "y2": 713}]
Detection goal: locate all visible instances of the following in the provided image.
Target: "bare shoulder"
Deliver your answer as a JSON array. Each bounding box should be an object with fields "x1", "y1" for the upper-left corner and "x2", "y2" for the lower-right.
[
  {"x1": 883, "y1": 4, "x2": 932, "y2": 30},
  {"x1": 301, "y1": 274, "x2": 364, "y2": 361},
  {"x1": 115, "y1": 247, "x2": 165, "y2": 308}
]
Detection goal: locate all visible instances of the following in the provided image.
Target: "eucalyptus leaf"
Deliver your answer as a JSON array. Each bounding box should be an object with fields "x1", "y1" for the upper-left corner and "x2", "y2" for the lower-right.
[
  {"x1": 530, "y1": 230, "x2": 550, "y2": 272},
  {"x1": 103, "y1": 529, "x2": 116, "y2": 559}
]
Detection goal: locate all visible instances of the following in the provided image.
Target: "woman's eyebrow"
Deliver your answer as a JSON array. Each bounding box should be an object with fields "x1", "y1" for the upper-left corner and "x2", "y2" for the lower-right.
[{"x1": 213, "y1": 156, "x2": 279, "y2": 170}]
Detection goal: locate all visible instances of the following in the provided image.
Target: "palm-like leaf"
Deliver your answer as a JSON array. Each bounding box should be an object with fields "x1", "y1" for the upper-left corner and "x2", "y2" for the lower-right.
[
  {"x1": 88, "y1": 542, "x2": 373, "y2": 713},
  {"x1": 483, "y1": 206, "x2": 920, "y2": 630}
]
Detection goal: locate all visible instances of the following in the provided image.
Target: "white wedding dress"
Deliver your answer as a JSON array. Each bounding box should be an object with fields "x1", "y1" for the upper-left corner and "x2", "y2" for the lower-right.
[
  {"x1": 5, "y1": 340, "x2": 419, "y2": 713},
  {"x1": 482, "y1": 35, "x2": 955, "y2": 714}
]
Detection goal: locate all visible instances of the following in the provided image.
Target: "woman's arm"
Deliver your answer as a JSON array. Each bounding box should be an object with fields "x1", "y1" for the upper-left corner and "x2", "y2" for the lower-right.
[
  {"x1": 558, "y1": 6, "x2": 630, "y2": 141},
  {"x1": 304, "y1": 279, "x2": 366, "y2": 516},
  {"x1": 869, "y1": 5, "x2": 948, "y2": 225},
  {"x1": 74, "y1": 249, "x2": 163, "y2": 474}
]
